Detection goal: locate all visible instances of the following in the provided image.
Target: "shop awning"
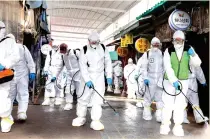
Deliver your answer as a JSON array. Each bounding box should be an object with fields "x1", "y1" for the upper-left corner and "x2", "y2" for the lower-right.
[{"x1": 136, "y1": 0, "x2": 167, "y2": 20}]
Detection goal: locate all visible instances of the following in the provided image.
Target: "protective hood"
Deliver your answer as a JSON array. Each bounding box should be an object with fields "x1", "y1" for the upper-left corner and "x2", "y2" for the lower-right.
[
  {"x1": 151, "y1": 37, "x2": 161, "y2": 50},
  {"x1": 6, "y1": 34, "x2": 15, "y2": 40},
  {"x1": 128, "y1": 58, "x2": 133, "y2": 65},
  {"x1": 0, "y1": 21, "x2": 6, "y2": 40},
  {"x1": 173, "y1": 30, "x2": 185, "y2": 40},
  {"x1": 88, "y1": 31, "x2": 100, "y2": 49}
]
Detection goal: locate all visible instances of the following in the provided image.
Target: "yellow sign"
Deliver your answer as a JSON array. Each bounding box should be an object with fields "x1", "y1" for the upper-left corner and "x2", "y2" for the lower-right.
[
  {"x1": 120, "y1": 37, "x2": 127, "y2": 47},
  {"x1": 117, "y1": 47, "x2": 128, "y2": 57},
  {"x1": 135, "y1": 38, "x2": 150, "y2": 53},
  {"x1": 125, "y1": 34, "x2": 133, "y2": 44}
]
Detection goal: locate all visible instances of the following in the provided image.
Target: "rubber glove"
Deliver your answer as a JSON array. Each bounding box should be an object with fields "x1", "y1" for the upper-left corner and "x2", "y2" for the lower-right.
[
  {"x1": 51, "y1": 77, "x2": 56, "y2": 82},
  {"x1": 144, "y1": 79, "x2": 150, "y2": 85},
  {"x1": 29, "y1": 73, "x2": 36, "y2": 81},
  {"x1": 43, "y1": 71, "x2": 48, "y2": 77},
  {"x1": 107, "y1": 78, "x2": 112, "y2": 85},
  {"x1": 0, "y1": 64, "x2": 5, "y2": 71},
  {"x1": 173, "y1": 81, "x2": 180, "y2": 90},
  {"x1": 188, "y1": 48, "x2": 195, "y2": 56},
  {"x1": 202, "y1": 83, "x2": 207, "y2": 87},
  {"x1": 86, "y1": 81, "x2": 94, "y2": 88}
]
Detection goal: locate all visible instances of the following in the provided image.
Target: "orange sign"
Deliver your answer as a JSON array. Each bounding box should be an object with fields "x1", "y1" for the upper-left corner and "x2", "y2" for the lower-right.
[
  {"x1": 135, "y1": 38, "x2": 150, "y2": 53},
  {"x1": 117, "y1": 47, "x2": 128, "y2": 57}
]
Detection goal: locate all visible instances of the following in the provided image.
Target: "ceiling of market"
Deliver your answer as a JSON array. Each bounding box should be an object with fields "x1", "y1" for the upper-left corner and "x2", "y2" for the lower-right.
[{"x1": 46, "y1": 0, "x2": 138, "y2": 46}]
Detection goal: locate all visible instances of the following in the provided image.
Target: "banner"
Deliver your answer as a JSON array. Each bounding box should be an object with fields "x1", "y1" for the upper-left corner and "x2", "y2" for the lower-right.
[
  {"x1": 125, "y1": 34, "x2": 133, "y2": 44},
  {"x1": 135, "y1": 38, "x2": 150, "y2": 53},
  {"x1": 120, "y1": 37, "x2": 127, "y2": 47},
  {"x1": 117, "y1": 47, "x2": 128, "y2": 57}
]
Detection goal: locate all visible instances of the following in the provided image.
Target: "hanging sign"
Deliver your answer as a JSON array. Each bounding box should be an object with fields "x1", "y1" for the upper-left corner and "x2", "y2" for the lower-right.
[
  {"x1": 135, "y1": 38, "x2": 150, "y2": 53},
  {"x1": 117, "y1": 47, "x2": 128, "y2": 57},
  {"x1": 41, "y1": 44, "x2": 52, "y2": 55},
  {"x1": 168, "y1": 9, "x2": 191, "y2": 31},
  {"x1": 120, "y1": 37, "x2": 127, "y2": 47},
  {"x1": 125, "y1": 34, "x2": 133, "y2": 44}
]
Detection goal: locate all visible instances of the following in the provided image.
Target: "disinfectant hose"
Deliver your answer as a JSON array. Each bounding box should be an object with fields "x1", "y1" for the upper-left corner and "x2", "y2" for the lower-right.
[
  {"x1": 90, "y1": 85, "x2": 118, "y2": 115},
  {"x1": 177, "y1": 81, "x2": 209, "y2": 125}
]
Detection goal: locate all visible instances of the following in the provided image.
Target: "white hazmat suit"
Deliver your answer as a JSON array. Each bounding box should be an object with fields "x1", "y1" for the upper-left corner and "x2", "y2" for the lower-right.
[
  {"x1": 54, "y1": 67, "x2": 67, "y2": 105},
  {"x1": 124, "y1": 58, "x2": 137, "y2": 99},
  {"x1": 141, "y1": 37, "x2": 164, "y2": 122},
  {"x1": 0, "y1": 21, "x2": 20, "y2": 133},
  {"x1": 135, "y1": 56, "x2": 145, "y2": 108},
  {"x1": 42, "y1": 48, "x2": 64, "y2": 106},
  {"x1": 183, "y1": 66, "x2": 208, "y2": 123},
  {"x1": 160, "y1": 30, "x2": 201, "y2": 137},
  {"x1": 63, "y1": 49, "x2": 81, "y2": 110},
  {"x1": 10, "y1": 43, "x2": 35, "y2": 121},
  {"x1": 113, "y1": 61, "x2": 123, "y2": 94},
  {"x1": 72, "y1": 32, "x2": 112, "y2": 131}
]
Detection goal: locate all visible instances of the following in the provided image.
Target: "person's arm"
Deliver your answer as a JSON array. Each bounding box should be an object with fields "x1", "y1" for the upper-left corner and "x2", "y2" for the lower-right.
[
  {"x1": 43, "y1": 51, "x2": 51, "y2": 72},
  {"x1": 189, "y1": 47, "x2": 202, "y2": 68},
  {"x1": 164, "y1": 48, "x2": 178, "y2": 84},
  {"x1": 79, "y1": 48, "x2": 91, "y2": 82},
  {"x1": 135, "y1": 56, "x2": 143, "y2": 76},
  {"x1": 141, "y1": 52, "x2": 148, "y2": 80},
  {"x1": 104, "y1": 47, "x2": 112, "y2": 79},
  {"x1": 194, "y1": 66, "x2": 206, "y2": 84},
  {"x1": 24, "y1": 45, "x2": 36, "y2": 73},
  {"x1": 0, "y1": 37, "x2": 20, "y2": 68}
]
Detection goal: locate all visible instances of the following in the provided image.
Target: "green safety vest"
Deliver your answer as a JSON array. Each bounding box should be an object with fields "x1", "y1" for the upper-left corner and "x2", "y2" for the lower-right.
[{"x1": 164, "y1": 46, "x2": 190, "y2": 80}]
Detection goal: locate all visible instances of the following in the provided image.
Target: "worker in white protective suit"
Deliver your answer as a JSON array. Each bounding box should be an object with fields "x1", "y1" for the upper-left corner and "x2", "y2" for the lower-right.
[
  {"x1": 113, "y1": 61, "x2": 123, "y2": 94},
  {"x1": 124, "y1": 58, "x2": 137, "y2": 99},
  {"x1": 42, "y1": 44, "x2": 64, "y2": 106},
  {"x1": 72, "y1": 32, "x2": 112, "y2": 131},
  {"x1": 9, "y1": 43, "x2": 35, "y2": 121},
  {"x1": 183, "y1": 66, "x2": 208, "y2": 124},
  {"x1": 54, "y1": 67, "x2": 67, "y2": 105},
  {"x1": 0, "y1": 21, "x2": 20, "y2": 132},
  {"x1": 160, "y1": 30, "x2": 201, "y2": 137},
  {"x1": 135, "y1": 56, "x2": 146, "y2": 108},
  {"x1": 63, "y1": 48, "x2": 81, "y2": 110},
  {"x1": 140, "y1": 37, "x2": 164, "y2": 122}
]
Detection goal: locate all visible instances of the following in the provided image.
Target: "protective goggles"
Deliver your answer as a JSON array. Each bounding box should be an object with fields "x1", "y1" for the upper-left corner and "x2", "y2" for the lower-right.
[
  {"x1": 89, "y1": 40, "x2": 99, "y2": 45},
  {"x1": 0, "y1": 27, "x2": 5, "y2": 30},
  {"x1": 151, "y1": 43, "x2": 161, "y2": 47},
  {"x1": 173, "y1": 38, "x2": 184, "y2": 45}
]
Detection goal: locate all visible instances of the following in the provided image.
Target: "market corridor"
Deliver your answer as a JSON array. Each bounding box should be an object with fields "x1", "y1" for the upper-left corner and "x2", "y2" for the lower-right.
[{"x1": 0, "y1": 98, "x2": 208, "y2": 139}]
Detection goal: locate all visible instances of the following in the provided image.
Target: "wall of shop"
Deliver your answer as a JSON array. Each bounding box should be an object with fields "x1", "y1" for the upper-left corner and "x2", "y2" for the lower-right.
[
  {"x1": 0, "y1": 1, "x2": 24, "y2": 41},
  {"x1": 100, "y1": 0, "x2": 163, "y2": 44}
]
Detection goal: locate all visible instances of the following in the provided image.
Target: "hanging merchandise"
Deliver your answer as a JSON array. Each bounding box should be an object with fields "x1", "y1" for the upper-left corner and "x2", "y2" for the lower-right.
[
  {"x1": 125, "y1": 34, "x2": 133, "y2": 45},
  {"x1": 41, "y1": 44, "x2": 52, "y2": 55},
  {"x1": 168, "y1": 9, "x2": 191, "y2": 31},
  {"x1": 201, "y1": 6, "x2": 209, "y2": 33},
  {"x1": 155, "y1": 23, "x2": 173, "y2": 42},
  {"x1": 120, "y1": 37, "x2": 127, "y2": 47},
  {"x1": 117, "y1": 47, "x2": 128, "y2": 57},
  {"x1": 135, "y1": 38, "x2": 150, "y2": 53}
]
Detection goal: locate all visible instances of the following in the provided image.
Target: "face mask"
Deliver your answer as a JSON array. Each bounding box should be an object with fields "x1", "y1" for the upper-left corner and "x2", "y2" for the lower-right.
[
  {"x1": 152, "y1": 47, "x2": 159, "y2": 51},
  {"x1": 174, "y1": 44, "x2": 183, "y2": 49},
  {"x1": 90, "y1": 44, "x2": 97, "y2": 49}
]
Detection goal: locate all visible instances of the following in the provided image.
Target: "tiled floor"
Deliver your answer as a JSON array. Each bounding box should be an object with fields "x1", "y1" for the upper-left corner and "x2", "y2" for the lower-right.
[{"x1": 0, "y1": 97, "x2": 209, "y2": 139}]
